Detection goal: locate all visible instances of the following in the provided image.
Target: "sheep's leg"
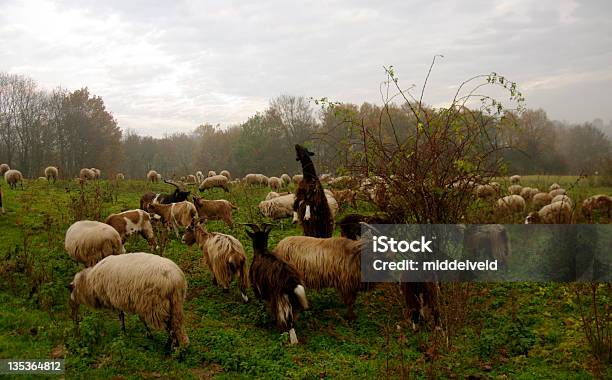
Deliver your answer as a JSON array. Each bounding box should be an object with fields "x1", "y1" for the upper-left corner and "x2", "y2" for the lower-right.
[{"x1": 119, "y1": 311, "x2": 126, "y2": 334}]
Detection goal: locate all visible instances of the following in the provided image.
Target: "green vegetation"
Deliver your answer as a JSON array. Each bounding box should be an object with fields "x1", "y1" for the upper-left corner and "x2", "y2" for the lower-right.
[{"x1": 0, "y1": 178, "x2": 610, "y2": 379}]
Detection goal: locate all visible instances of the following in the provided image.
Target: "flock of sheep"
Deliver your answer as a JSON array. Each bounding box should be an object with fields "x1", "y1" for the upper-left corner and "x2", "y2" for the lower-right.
[{"x1": 1, "y1": 155, "x2": 612, "y2": 350}]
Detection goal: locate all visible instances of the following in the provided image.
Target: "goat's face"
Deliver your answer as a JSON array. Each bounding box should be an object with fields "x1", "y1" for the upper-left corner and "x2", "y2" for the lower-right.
[
  {"x1": 181, "y1": 225, "x2": 196, "y2": 245},
  {"x1": 295, "y1": 144, "x2": 314, "y2": 162},
  {"x1": 524, "y1": 212, "x2": 539, "y2": 224},
  {"x1": 172, "y1": 189, "x2": 191, "y2": 201}
]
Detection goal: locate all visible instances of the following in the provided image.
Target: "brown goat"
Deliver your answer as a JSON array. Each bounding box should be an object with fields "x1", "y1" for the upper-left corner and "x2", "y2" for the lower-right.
[
  {"x1": 148, "y1": 201, "x2": 198, "y2": 237},
  {"x1": 192, "y1": 195, "x2": 238, "y2": 227},
  {"x1": 105, "y1": 209, "x2": 157, "y2": 247}
]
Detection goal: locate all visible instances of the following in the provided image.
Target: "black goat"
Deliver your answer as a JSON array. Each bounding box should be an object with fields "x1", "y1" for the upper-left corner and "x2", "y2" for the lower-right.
[
  {"x1": 245, "y1": 223, "x2": 308, "y2": 344},
  {"x1": 140, "y1": 180, "x2": 191, "y2": 210}
]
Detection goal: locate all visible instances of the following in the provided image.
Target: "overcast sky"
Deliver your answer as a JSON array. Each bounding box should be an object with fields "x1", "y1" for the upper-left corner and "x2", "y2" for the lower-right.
[{"x1": 1, "y1": 0, "x2": 610, "y2": 137}]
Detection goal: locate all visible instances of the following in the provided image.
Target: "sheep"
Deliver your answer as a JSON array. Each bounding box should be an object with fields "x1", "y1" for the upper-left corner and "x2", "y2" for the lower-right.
[
  {"x1": 293, "y1": 145, "x2": 333, "y2": 238},
  {"x1": 220, "y1": 170, "x2": 231, "y2": 180},
  {"x1": 195, "y1": 171, "x2": 204, "y2": 183},
  {"x1": 510, "y1": 175, "x2": 521, "y2": 184},
  {"x1": 182, "y1": 217, "x2": 248, "y2": 301},
  {"x1": 90, "y1": 168, "x2": 101, "y2": 179},
  {"x1": 549, "y1": 183, "x2": 561, "y2": 191},
  {"x1": 192, "y1": 195, "x2": 238, "y2": 227},
  {"x1": 520, "y1": 187, "x2": 540, "y2": 202},
  {"x1": 531, "y1": 192, "x2": 553, "y2": 209},
  {"x1": 156, "y1": 173, "x2": 162, "y2": 182},
  {"x1": 4, "y1": 169, "x2": 23, "y2": 190},
  {"x1": 552, "y1": 194, "x2": 573, "y2": 207},
  {"x1": 105, "y1": 209, "x2": 157, "y2": 247},
  {"x1": 257, "y1": 174, "x2": 269, "y2": 185},
  {"x1": 37, "y1": 176, "x2": 46, "y2": 181},
  {"x1": 259, "y1": 194, "x2": 295, "y2": 219},
  {"x1": 331, "y1": 189, "x2": 357, "y2": 208},
  {"x1": 268, "y1": 176, "x2": 282, "y2": 190},
  {"x1": 207, "y1": 170, "x2": 217, "y2": 177},
  {"x1": 244, "y1": 224, "x2": 308, "y2": 344},
  {"x1": 475, "y1": 184, "x2": 497, "y2": 199},
  {"x1": 549, "y1": 188, "x2": 567, "y2": 198},
  {"x1": 148, "y1": 201, "x2": 198, "y2": 238},
  {"x1": 496, "y1": 195, "x2": 526, "y2": 215},
  {"x1": 199, "y1": 174, "x2": 230, "y2": 192},
  {"x1": 0, "y1": 163, "x2": 10, "y2": 177},
  {"x1": 68, "y1": 252, "x2": 189, "y2": 349},
  {"x1": 65, "y1": 220, "x2": 126, "y2": 267},
  {"x1": 274, "y1": 235, "x2": 363, "y2": 319},
  {"x1": 147, "y1": 170, "x2": 159, "y2": 183},
  {"x1": 292, "y1": 174, "x2": 303, "y2": 184},
  {"x1": 140, "y1": 180, "x2": 191, "y2": 211},
  {"x1": 581, "y1": 194, "x2": 612, "y2": 221},
  {"x1": 79, "y1": 168, "x2": 95, "y2": 181},
  {"x1": 329, "y1": 176, "x2": 355, "y2": 189},
  {"x1": 116, "y1": 173, "x2": 125, "y2": 180},
  {"x1": 508, "y1": 185, "x2": 522, "y2": 195},
  {"x1": 525, "y1": 201, "x2": 573, "y2": 224},
  {"x1": 319, "y1": 173, "x2": 333, "y2": 184},
  {"x1": 0, "y1": 185, "x2": 4, "y2": 214},
  {"x1": 44, "y1": 166, "x2": 59, "y2": 183},
  {"x1": 281, "y1": 174, "x2": 291, "y2": 185},
  {"x1": 245, "y1": 174, "x2": 259, "y2": 186},
  {"x1": 265, "y1": 191, "x2": 290, "y2": 201}
]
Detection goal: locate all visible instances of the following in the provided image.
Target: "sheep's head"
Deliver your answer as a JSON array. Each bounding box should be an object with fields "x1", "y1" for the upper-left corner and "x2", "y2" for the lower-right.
[
  {"x1": 295, "y1": 144, "x2": 314, "y2": 162},
  {"x1": 525, "y1": 212, "x2": 539, "y2": 224}
]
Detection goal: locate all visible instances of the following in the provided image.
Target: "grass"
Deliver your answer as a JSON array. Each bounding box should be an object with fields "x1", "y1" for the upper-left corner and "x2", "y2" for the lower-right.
[{"x1": 0, "y1": 177, "x2": 610, "y2": 379}]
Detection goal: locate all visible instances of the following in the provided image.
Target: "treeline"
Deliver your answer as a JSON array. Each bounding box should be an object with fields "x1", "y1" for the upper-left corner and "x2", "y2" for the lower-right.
[{"x1": 0, "y1": 72, "x2": 610, "y2": 179}]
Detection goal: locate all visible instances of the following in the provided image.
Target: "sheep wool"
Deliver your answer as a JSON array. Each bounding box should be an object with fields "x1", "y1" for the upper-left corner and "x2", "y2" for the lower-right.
[{"x1": 65, "y1": 220, "x2": 125, "y2": 267}]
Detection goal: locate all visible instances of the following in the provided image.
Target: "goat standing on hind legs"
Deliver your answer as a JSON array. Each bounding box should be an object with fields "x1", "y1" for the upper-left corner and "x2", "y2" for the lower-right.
[{"x1": 293, "y1": 144, "x2": 333, "y2": 238}]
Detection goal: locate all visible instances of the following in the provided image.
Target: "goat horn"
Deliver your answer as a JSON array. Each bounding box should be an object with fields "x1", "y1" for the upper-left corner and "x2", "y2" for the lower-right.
[{"x1": 164, "y1": 179, "x2": 186, "y2": 191}]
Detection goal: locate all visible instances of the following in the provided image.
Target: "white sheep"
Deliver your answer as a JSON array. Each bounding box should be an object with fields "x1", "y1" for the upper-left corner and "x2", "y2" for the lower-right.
[
  {"x1": 116, "y1": 173, "x2": 125, "y2": 180},
  {"x1": 549, "y1": 183, "x2": 561, "y2": 191},
  {"x1": 65, "y1": 220, "x2": 126, "y2": 267},
  {"x1": 268, "y1": 176, "x2": 282, "y2": 190},
  {"x1": 220, "y1": 170, "x2": 231, "y2": 180},
  {"x1": 147, "y1": 170, "x2": 159, "y2": 183},
  {"x1": 4, "y1": 169, "x2": 23, "y2": 189},
  {"x1": 0, "y1": 163, "x2": 10, "y2": 177},
  {"x1": 474, "y1": 184, "x2": 497, "y2": 198},
  {"x1": 69, "y1": 252, "x2": 189, "y2": 349},
  {"x1": 508, "y1": 185, "x2": 522, "y2": 195},
  {"x1": 195, "y1": 171, "x2": 205, "y2": 183},
  {"x1": 259, "y1": 194, "x2": 295, "y2": 219},
  {"x1": 281, "y1": 174, "x2": 291, "y2": 185},
  {"x1": 245, "y1": 173, "x2": 259, "y2": 186},
  {"x1": 496, "y1": 195, "x2": 526, "y2": 215},
  {"x1": 207, "y1": 170, "x2": 217, "y2": 177},
  {"x1": 551, "y1": 194, "x2": 573, "y2": 207},
  {"x1": 90, "y1": 168, "x2": 101, "y2": 179},
  {"x1": 44, "y1": 166, "x2": 59, "y2": 183},
  {"x1": 258, "y1": 174, "x2": 269, "y2": 185},
  {"x1": 292, "y1": 174, "x2": 303, "y2": 184},
  {"x1": 510, "y1": 175, "x2": 521, "y2": 184},
  {"x1": 199, "y1": 174, "x2": 230, "y2": 192},
  {"x1": 549, "y1": 188, "x2": 567, "y2": 198},
  {"x1": 525, "y1": 201, "x2": 572, "y2": 224},
  {"x1": 79, "y1": 168, "x2": 95, "y2": 181}
]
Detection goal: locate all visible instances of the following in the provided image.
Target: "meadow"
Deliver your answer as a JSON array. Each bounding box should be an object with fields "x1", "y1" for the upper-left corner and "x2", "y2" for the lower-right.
[{"x1": 0, "y1": 176, "x2": 610, "y2": 379}]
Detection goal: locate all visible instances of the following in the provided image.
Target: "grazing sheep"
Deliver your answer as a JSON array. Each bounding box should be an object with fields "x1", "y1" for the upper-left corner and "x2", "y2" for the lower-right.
[
  {"x1": 140, "y1": 180, "x2": 191, "y2": 211},
  {"x1": 265, "y1": 191, "x2": 290, "y2": 201},
  {"x1": 293, "y1": 145, "x2": 333, "y2": 238},
  {"x1": 90, "y1": 168, "x2": 101, "y2": 179},
  {"x1": 259, "y1": 194, "x2": 295, "y2": 219},
  {"x1": 508, "y1": 185, "x2": 522, "y2": 195},
  {"x1": 0, "y1": 185, "x2": 4, "y2": 214},
  {"x1": 552, "y1": 194, "x2": 573, "y2": 207},
  {"x1": 44, "y1": 166, "x2": 59, "y2": 183},
  {"x1": 275, "y1": 235, "x2": 364, "y2": 319},
  {"x1": 220, "y1": 170, "x2": 231, "y2": 180},
  {"x1": 182, "y1": 218, "x2": 248, "y2": 301},
  {"x1": 268, "y1": 176, "x2": 282, "y2": 190},
  {"x1": 525, "y1": 201, "x2": 572, "y2": 224},
  {"x1": 549, "y1": 183, "x2": 561, "y2": 191},
  {"x1": 184, "y1": 174, "x2": 197, "y2": 184},
  {"x1": 116, "y1": 173, "x2": 125, "y2": 180},
  {"x1": 257, "y1": 174, "x2": 269, "y2": 186},
  {"x1": 549, "y1": 188, "x2": 567, "y2": 198},
  {"x1": 105, "y1": 209, "x2": 156, "y2": 247},
  {"x1": 581, "y1": 194, "x2": 612, "y2": 221},
  {"x1": 510, "y1": 175, "x2": 521, "y2": 184},
  {"x1": 532, "y1": 192, "x2": 553, "y2": 209},
  {"x1": 331, "y1": 189, "x2": 357, "y2": 208},
  {"x1": 245, "y1": 174, "x2": 259, "y2": 186},
  {"x1": 0, "y1": 163, "x2": 10, "y2": 177},
  {"x1": 245, "y1": 224, "x2": 308, "y2": 344},
  {"x1": 475, "y1": 184, "x2": 497, "y2": 199},
  {"x1": 156, "y1": 173, "x2": 162, "y2": 182},
  {"x1": 281, "y1": 174, "x2": 291, "y2": 185},
  {"x1": 147, "y1": 170, "x2": 159, "y2": 183},
  {"x1": 207, "y1": 170, "x2": 217, "y2": 177},
  {"x1": 65, "y1": 220, "x2": 126, "y2": 267},
  {"x1": 4, "y1": 169, "x2": 23, "y2": 190},
  {"x1": 192, "y1": 195, "x2": 238, "y2": 228},
  {"x1": 69, "y1": 252, "x2": 189, "y2": 349},
  {"x1": 195, "y1": 171, "x2": 204, "y2": 183},
  {"x1": 292, "y1": 174, "x2": 303, "y2": 184},
  {"x1": 496, "y1": 195, "x2": 526, "y2": 215},
  {"x1": 79, "y1": 168, "x2": 95, "y2": 181},
  {"x1": 520, "y1": 187, "x2": 539, "y2": 202},
  {"x1": 199, "y1": 174, "x2": 230, "y2": 192},
  {"x1": 148, "y1": 201, "x2": 198, "y2": 238}
]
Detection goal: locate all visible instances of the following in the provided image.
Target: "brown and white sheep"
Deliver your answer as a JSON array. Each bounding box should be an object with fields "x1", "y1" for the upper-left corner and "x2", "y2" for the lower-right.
[
  {"x1": 274, "y1": 235, "x2": 364, "y2": 320},
  {"x1": 65, "y1": 220, "x2": 126, "y2": 267},
  {"x1": 69, "y1": 252, "x2": 189, "y2": 349},
  {"x1": 105, "y1": 209, "x2": 157, "y2": 247},
  {"x1": 525, "y1": 201, "x2": 573, "y2": 224},
  {"x1": 581, "y1": 194, "x2": 612, "y2": 221},
  {"x1": 44, "y1": 166, "x2": 59, "y2": 183},
  {"x1": 245, "y1": 224, "x2": 308, "y2": 344},
  {"x1": 182, "y1": 218, "x2": 248, "y2": 301},
  {"x1": 4, "y1": 169, "x2": 23, "y2": 189},
  {"x1": 148, "y1": 201, "x2": 198, "y2": 237},
  {"x1": 192, "y1": 195, "x2": 238, "y2": 227},
  {"x1": 199, "y1": 174, "x2": 230, "y2": 192}
]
